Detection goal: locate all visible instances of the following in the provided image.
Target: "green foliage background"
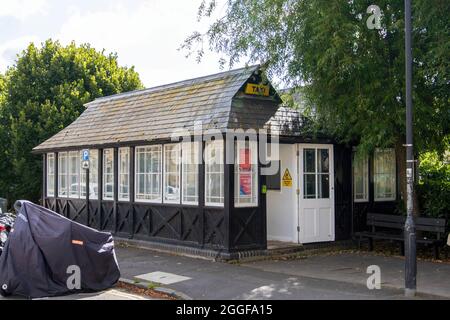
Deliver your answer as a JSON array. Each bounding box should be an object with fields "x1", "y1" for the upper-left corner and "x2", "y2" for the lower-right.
[
  {"x1": 0, "y1": 40, "x2": 143, "y2": 206},
  {"x1": 417, "y1": 150, "x2": 450, "y2": 219}
]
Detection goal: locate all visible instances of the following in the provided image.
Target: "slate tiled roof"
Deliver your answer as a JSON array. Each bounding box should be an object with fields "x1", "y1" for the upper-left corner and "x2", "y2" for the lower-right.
[
  {"x1": 34, "y1": 65, "x2": 264, "y2": 152},
  {"x1": 34, "y1": 65, "x2": 310, "y2": 152}
]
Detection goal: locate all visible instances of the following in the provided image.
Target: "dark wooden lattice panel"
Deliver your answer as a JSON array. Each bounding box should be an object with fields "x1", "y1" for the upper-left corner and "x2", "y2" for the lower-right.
[
  {"x1": 68, "y1": 199, "x2": 87, "y2": 225},
  {"x1": 44, "y1": 198, "x2": 57, "y2": 212},
  {"x1": 230, "y1": 208, "x2": 260, "y2": 248},
  {"x1": 101, "y1": 202, "x2": 115, "y2": 232},
  {"x1": 180, "y1": 208, "x2": 201, "y2": 244},
  {"x1": 56, "y1": 199, "x2": 69, "y2": 217},
  {"x1": 133, "y1": 204, "x2": 151, "y2": 238},
  {"x1": 150, "y1": 206, "x2": 181, "y2": 240},
  {"x1": 88, "y1": 202, "x2": 101, "y2": 230},
  {"x1": 204, "y1": 209, "x2": 225, "y2": 247}
]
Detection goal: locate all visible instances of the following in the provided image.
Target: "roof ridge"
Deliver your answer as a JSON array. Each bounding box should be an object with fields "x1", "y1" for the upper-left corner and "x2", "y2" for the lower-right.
[{"x1": 86, "y1": 64, "x2": 260, "y2": 105}]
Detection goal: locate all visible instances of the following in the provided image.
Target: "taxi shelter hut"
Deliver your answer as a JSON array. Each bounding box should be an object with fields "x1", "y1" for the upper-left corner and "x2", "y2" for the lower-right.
[{"x1": 34, "y1": 66, "x2": 401, "y2": 259}]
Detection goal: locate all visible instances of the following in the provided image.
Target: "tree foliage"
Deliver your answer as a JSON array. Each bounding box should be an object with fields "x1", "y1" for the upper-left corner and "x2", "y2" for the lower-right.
[
  {"x1": 0, "y1": 40, "x2": 143, "y2": 205},
  {"x1": 416, "y1": 147, "x2": 450, "y2": 219},
  {"x1": 183, "y1": 0, "x2": 449, "y2": 155}
]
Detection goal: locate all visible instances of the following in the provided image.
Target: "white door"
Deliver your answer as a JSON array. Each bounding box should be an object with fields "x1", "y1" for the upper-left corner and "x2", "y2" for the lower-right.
[{"x1": 298, "y1": 144, "x2": 335, "y2": 243}]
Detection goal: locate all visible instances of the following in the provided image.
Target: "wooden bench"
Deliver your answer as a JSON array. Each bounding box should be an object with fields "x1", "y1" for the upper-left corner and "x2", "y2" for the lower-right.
[{"x1": 356, "y1": 213, "x2": 447, "y2": 259}]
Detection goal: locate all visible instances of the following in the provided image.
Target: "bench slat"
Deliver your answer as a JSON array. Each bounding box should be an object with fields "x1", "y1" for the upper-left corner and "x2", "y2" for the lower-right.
[
  {"x1": 368, "y1": 213, "x2": 405, "y2": 223},
  {"x1": 370, "y1": 221, "x2": 404, "y2": 229},
  {"x1": 416, "y1": 217, "x2": 446, "y2": 227}
]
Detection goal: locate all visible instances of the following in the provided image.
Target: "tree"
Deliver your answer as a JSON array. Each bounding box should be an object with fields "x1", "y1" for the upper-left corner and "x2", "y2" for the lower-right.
[
  {"x1": 183, "y1": 0, "x2": 450, "y2": 210},
  {"x1": 0, "y1": 40, "x2": 143, "y2": 205}
]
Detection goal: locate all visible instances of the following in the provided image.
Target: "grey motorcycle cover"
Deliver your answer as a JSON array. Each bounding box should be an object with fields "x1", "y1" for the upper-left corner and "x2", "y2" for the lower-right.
[{"x1": 0, "y1": 201, "x2": 120, "y2": 298}]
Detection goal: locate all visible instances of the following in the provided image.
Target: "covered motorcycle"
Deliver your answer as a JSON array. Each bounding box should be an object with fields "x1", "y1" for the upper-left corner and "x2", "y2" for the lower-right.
[{"x1": 0, "y1": 201, "x2": 120, "y2": 298}]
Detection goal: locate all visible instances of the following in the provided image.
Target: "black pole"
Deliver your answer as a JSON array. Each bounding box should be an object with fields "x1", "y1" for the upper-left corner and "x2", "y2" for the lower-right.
[
  {"x1": 404, "y1": 0, "x2": 417, "y2": 297},
  {"x1": 86, "y1": 167, "x2": 90, "y2": 226}
]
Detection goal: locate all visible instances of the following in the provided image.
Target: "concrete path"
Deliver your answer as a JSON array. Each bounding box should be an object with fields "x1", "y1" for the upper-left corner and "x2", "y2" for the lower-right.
[
  {"x1": 115, "y1": 246, "x2": 447, "y2": 300},
  {"x1": 242, "y1": 252, "x2": 450, "y2": 299}
]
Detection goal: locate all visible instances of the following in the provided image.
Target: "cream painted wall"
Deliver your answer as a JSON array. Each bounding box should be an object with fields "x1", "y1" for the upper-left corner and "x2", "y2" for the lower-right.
[{"x1": 266, "y1": 144, "x2": 298, "y2": 243}]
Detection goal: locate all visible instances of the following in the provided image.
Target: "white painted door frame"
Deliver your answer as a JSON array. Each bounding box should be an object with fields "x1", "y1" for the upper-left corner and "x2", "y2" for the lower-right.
[{"x1": 297, "y1": 144, "x2": 335, "y2": 243}]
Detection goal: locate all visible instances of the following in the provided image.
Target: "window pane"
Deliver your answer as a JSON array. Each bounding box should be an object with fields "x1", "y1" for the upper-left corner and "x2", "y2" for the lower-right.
[
  {"x1": 47, "y1": 154, "x2": 55, "y2": 197},
  {"x1": 318, "y1": 174, "x2": 330, "y2": 199},
  {"x1": 374, "y1": 148, "x2": 396, "y2": 201},
  {"x1": 135, "y1": 146, "x2": 162, "y2": 202},
  {"x1": 318, "y1": 149, "x2": 329, "y2": 173},
  {"x1": 304, "y1": 174, "x2": 316, "y2": 199},
  {"x1": 68, "y1": 151, "x2": 79, "y2": 198},
  {"x1": 304, "y1": 149, "x2": 315, "y2": 173},
  {"x1": 182, "y1": 142, "x2": 199, "y2": 204},
  {"x1": 205, "y1": 140, "x2": 224, "y2": 205},
  {"x1": 353, "y1": 154, "x2": 368, "y2": 201},
  {"x1": 103, "y1": 149, "x2": 114, "y2": 200},
  {"x1": 118, "y1": 148, "x2": 129, "y2": 200},
  {"x1": 164, "y1": 144, "x2": 180, "y2": 202},
  {"x1": 58, "y1": 152, "x2": 67, "y2": 197}
]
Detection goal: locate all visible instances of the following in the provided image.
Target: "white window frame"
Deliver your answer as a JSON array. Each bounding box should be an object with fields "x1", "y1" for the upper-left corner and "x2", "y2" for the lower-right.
[
  {"x1": 68, "y1": 151, "x2": 80, "y2": 199},
  {"x1": 234, "y1": 140, "x2": 258, "y2": 207},
  {"x1": 80, "y1": 149, "x2": 99, "y2": 200},
  {"x1": 374, "y1": 148, "x2": 396, "y2": 202},
  {"x1": 135, "y1": 145, "x2": 162, "y2": 203},
  {"x1": 163, "y1": 144, "x2": 181, "y2": 204},
  {"x1": 182, "y1": 141, "x2": 200, "y2": 205},
  {"x1": 205, "y1": 139, "x2": 224, "y2": 207},
  {"x1": 118, "y1": 147, "x2": 130, "y2": 201},
  {"x1": 103, "y1": 148, "x2": 115, "y2": 201},
  {"x1": 353, "y1": 153, "x2": 369, "y2": 202},
  {"x1": 46, "y1": 153, "x2": 55, "y2": 197},
  {"x1": 58, "y1": 152, "x2": 69, "y2": 197}
]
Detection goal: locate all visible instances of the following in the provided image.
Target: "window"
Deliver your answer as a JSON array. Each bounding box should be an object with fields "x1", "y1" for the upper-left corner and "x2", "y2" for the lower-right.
[
  {"x1": 47, "y1": 153, "x2": 55, "y2": 197},
  {"x1": 135, "y1": 146, "x2": 162, "y2": 202},
  {"x1": 374, "y1": 148, "x2": 396, "y2": 201},
  {"x1": 164, "y1": 144, "x2": 181, "y2": 203},
  {"x1": 118, "y1": 148, "x2": 130, "y2": 201},
  {"x1": 205, "y1": 139, "x2": 224, "y2": 206},
  {"x1": 235, "y1": 140, "x2": 258, "y2": 207},
  {"x1": 182, "y1": 142, "x2": 199, "y2": 205},
  {"x1": 103, "y1": 149, "x2": 114, "y2": 200},
  {"x1": 303, "y1": 148, "x2": 330, "y2": 199},
  {"x1": 266, "y1": 161, "x2": 281, "y2": 191},
  {"x1": 353, "y1": 153, "x2": 369, "y2": 202},
  {"x1": 58, "y1": 152, "x2": 68, "y2": 197},
  {"x1": 80, "y1": 150, "x2": 99, "y2": 199},
  {"x1": 68, "y1": 151, "x2": 80, "y2": 198}
]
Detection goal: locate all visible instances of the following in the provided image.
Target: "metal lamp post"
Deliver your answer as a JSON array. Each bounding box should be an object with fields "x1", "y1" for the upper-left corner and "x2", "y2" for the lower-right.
[{"x1": 404, "y1": 0, "x2": 417, "y2": 297}]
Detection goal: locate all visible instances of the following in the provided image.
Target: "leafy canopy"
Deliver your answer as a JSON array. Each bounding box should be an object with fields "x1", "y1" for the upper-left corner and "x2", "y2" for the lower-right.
[
  {"x1": 0, "y1": 39, "x2": 143, "y2": 204},
  {"x1": 183, "y1": 0, "x2": 449, "y2": 155}
]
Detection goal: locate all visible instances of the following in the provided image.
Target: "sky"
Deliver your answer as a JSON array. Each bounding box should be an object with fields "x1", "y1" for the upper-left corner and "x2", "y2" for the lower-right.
[{"x1": 0, "y1": 0, "x2": 247, "y2": 87}]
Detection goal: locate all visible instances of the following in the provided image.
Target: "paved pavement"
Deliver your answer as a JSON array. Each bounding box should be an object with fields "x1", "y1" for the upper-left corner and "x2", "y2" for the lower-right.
[
  {"x1": 242, "y1": 252, "x2": 450, "y2": 299},
  {"x1": 115, "y1": 246, "x2": 448, "y2": 300}
]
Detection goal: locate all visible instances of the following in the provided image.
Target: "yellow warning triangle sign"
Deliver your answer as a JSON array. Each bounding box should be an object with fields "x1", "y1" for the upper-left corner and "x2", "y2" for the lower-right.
[{"x1": 282, "y1": 169, "x2": 292, "y2": 181}]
